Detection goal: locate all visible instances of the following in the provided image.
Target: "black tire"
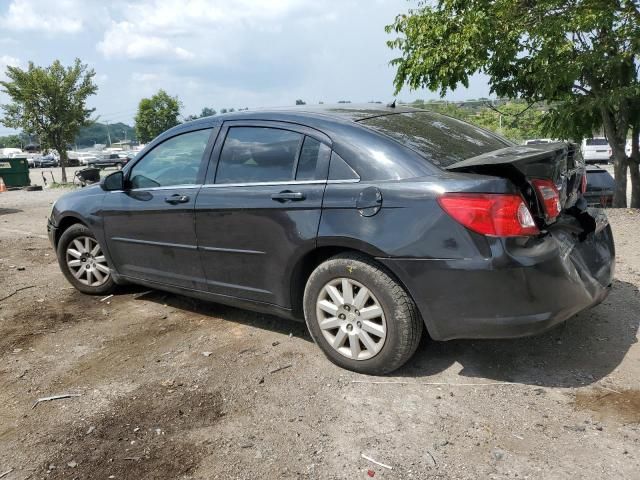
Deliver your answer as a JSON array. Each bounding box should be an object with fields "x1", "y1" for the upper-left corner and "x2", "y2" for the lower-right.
[
  {"x1": 303, "y1": 253, "x2": 422, "y2": 375},
  {"x1": 56, "y1": 223, "x2": 116, "y2": 295}
]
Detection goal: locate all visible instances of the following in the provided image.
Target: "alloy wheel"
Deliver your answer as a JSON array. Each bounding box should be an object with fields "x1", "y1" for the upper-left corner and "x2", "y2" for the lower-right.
[
  {"x1": 65, "y1": 236, "x2": 110, "y2": 287},
  {"x1": 315, "y1": 278, "x2": 387, "y2": 360}
]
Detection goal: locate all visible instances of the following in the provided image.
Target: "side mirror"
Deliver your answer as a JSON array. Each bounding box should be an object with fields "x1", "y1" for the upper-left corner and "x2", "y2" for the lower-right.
[{"x1": 101, "y1": 171, "x2": 124, "y2": 191}]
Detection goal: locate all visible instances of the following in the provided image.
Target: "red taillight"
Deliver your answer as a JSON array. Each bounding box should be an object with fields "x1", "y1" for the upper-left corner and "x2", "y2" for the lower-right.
[
  {"x1": 438, "y1": 193, "x2": 539, "y2": 237},
  {"x1": 531, "y1": 179, "x2": 561, "y2": 221},
  {"x1": 581, "y1": 173, "x2": 588, "y2": 194}
]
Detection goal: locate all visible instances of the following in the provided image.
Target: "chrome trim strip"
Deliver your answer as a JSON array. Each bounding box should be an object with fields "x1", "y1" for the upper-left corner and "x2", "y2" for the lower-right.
[
  {"x1": 112, "y1": 237, "x2": 198, "y2": 250},
  {"x1": 199, "y1": 245, "x2": 265, "y2": 255},
  {"x1": 130, "y1": 184, "x2": 200, "y2": 192},
  {"x1": 327, "y1": 179, "x2": 361, "y2": 184},
  {"x1": 201, "y1": 179, "x2": 325, "y2": 188},
  {"x1": 108, "y1": 179, "x2": 359, "y2": 192},
  {"x1": 108, "y1": 184, "x2": 200, "y2": 193}
]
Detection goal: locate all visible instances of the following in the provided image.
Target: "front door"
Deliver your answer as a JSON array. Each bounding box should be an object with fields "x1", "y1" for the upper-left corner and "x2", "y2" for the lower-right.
[
  {"x1": 195, "y1": 122, "x2": 331, "y2": 308},
  {"x1": 102, "y1": 127, "x2": 214, "y2": 289}
]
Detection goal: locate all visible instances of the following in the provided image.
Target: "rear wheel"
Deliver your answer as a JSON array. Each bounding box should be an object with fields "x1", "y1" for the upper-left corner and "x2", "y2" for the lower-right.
[
  {"x1": 303, "y1": 253, "x2": 422, "y2": 375},
  {"x1": 57, "y1": 223, "x2": 115, "y2": 295}
]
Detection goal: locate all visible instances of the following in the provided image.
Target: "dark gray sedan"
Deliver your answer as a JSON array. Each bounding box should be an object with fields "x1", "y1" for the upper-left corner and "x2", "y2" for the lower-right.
[{"x1": 47, "y1": 105, "x2": 614, "y2": 374}]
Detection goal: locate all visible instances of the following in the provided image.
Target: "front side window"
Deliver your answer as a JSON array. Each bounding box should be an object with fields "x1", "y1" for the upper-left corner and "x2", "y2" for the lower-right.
[
  {"x1": 215, "y1": 127, "x2": 303, "y2": 184},
  {"x1": 129, "y1": 129, "x2": 212, "y2": 189}
]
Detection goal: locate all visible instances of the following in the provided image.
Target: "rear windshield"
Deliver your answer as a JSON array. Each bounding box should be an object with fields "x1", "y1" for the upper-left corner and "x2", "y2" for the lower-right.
[
  {"x1": 585, "y1": 138, "x2": 609, "y2": 146},
  {"x1": 359, "y1": 111, "x2": 510, "y2": 167},
  {"x1": 586, "y1": 170, "x2": 615, "y2": 189}
]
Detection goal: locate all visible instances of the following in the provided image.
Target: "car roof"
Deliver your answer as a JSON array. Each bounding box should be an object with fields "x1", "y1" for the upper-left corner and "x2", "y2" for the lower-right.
[{"x1": 186, "y1": 103, "x2": 421, "y2": 128}]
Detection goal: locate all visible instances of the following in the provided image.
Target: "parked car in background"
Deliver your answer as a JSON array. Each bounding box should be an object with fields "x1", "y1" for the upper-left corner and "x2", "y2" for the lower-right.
[
  {"x1": 582, "y1": 137, "x2": 610, "y2": 164},
  {"x1": 26, "y1": 155, "x2": 40, "y2": 168},
  {"x1": 0, "y1": 147, "x2": 23, "y2": 157},
  {"x1": 524, "y1": 138, "x2": 555, "y2": 145},
  {"x1": 583, "y1": 165, "x2": 615, "y2": 207},
  {"x1": 38, "y1": 154, "x2": 59, "y2": 168},
  {"x1": 70, "y1": 152, "x2": 99, "y2": 167},
  {"x1": 118, "y1": 151, "x2": 138, "y2": 164},
  {"x1": 86, "y1": 153, "x2": 129, "y2": 169},
  {"x1": 47, "y1": 105, "x2": 615, "y2": 374}
]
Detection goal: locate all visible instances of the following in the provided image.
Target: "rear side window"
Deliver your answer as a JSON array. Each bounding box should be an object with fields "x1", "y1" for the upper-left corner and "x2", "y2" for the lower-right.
[
  {"x1": 216, "y1": 127, "x2": 302, "y2": 184},
  {"x1": 296, "y1": 137, "x2": 330, "y2": 180},
  {"x1": 329, "y1": 152, "x2": 359, "y2": 181},
  {"x1": 360, "y1": 112, "x2": 510, "y2": 167}
]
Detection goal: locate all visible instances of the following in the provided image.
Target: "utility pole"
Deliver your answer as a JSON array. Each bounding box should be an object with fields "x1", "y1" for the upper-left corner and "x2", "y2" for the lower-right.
[{"x1": 106, "y1": 121, "x2": 112, "y2": 146}]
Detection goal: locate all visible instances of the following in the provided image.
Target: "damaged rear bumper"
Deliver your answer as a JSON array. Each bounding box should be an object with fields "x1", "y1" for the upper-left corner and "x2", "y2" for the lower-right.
[{"x1": 380, "y1": 208, "x2": 615, "y2": 341}]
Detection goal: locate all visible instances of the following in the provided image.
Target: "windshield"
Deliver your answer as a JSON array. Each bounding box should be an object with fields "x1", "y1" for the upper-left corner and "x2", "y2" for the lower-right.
[
  {"x1": 359, "y1": 111, "x2": 511, "y2": 167},
  {"x1": 585, "y1": 138, "x2": 608, "y2": 146}
]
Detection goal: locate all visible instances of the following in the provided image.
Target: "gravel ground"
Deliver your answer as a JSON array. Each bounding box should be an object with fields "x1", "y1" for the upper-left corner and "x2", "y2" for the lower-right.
[{"x1": 0, "y1": 188, "x2": 639, "y2": 479}]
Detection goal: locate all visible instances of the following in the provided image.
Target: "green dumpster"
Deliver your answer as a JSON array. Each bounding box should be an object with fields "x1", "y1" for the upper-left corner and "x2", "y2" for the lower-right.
[{"x1": 0, "y1": 157, "x2": 31, "y2": 188}]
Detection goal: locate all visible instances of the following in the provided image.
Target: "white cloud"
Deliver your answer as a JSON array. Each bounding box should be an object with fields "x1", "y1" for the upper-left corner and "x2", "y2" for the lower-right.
[
  {"x1": 96, "y1": 0, "x2": 322, "y2": 63},
  {"x1": 0, "y1": 54, "x2": 23, "y2": 80},
  {"x1": 98, "y1": 21, "x2": 194, "y2": 61},
  {"x1": 0, "y1": 0, "x2": 87, "y2": 33}
]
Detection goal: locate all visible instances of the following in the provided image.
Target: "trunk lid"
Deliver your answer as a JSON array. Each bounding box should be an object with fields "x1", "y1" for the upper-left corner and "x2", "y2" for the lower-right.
[{"x1": 446, "y1": 142, "x2": 584, "y2": 226}]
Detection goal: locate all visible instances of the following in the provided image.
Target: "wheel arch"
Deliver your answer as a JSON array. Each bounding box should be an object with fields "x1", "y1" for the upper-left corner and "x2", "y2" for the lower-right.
[
  {"x1": 289, "y1": 243, "x2": 431, "y2": 338},
  {"x1": 54, "y1": 215, "x2": 87, "y2": 247}
]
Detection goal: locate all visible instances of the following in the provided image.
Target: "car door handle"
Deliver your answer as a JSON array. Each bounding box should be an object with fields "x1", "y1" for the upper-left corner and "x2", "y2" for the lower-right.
[
  {"x1": 271, "y1": 191, "x2": 305, "y2": 202},
  {"x1": 165, "y1": 194, "x2": 190, "y2": 204}
]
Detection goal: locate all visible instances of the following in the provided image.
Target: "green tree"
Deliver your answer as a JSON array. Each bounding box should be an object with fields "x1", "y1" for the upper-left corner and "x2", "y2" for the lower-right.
[
  {"x1": 0, "y1": 58, "x2": 97, "y2": 183},
  {"x1": 295, "y1": 99, "x2": 306, "y2": 105},
  {"x1": 184, "y1": 107, "x2": 217, "y2": 122},
  {"x1": 0, "y1": 134, "x2": 24, "y2": 148},
  {"x1": 134, "y1": 90, "x2": 182, "y2": 143},
  {"x1": 387, "y1": 0, "x2": 640, "y2": 207}
]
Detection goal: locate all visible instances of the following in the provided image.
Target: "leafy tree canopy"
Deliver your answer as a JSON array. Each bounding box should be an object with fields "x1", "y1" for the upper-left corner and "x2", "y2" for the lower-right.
[
  {"x1": 387, "y1": 0, "x2": 640, "y2": 206},
  {"x1": 134, "y1": 89, "x2": 182, "y2": 143},
  {"x1": 0, "y1": 133, "x2": 27, "y2": 149},
  {"x1": 0, "y1": 58, "x2": 97, "y2": 182},
  {"x1": 184, "y1": 107, "x2": 217, "y2": 122},
  {"x1": 75, "y1": 122, "x2": 136, "y2": 147},
  {"x1": 410, "y1": 99, "x2": 547, "y2": 143}
]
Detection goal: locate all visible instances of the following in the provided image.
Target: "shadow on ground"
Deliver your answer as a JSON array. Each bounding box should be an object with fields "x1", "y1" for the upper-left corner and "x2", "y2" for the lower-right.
[
  {"x1": 0, "y1": 208, "x2": 22, "y2": 216},
  {"x1": 118, "y1": 279, "x2": 638, "y2": 387},
  {"x1": 399, "y1": 279, "x2": 639, "y2": 387},
  {"x1": 124, "y1": 285, "x2": 311, "y2": 341}
]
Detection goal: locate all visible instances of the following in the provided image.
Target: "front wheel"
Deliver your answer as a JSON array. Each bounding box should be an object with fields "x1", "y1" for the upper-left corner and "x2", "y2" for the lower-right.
[
  {"x1": 56, "y1": 223, "x2": 116, "y2": 295},
  {"x1": 303, "y1": 253, "x2": 422, "y2": 375}
]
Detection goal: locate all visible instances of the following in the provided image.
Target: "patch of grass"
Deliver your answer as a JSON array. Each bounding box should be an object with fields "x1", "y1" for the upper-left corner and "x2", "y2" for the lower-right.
[{"x1": 48, "y1": 182, "x2": 78, "y2": 189}]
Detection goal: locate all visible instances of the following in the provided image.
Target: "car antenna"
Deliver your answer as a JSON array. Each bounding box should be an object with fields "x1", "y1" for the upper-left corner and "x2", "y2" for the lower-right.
[{"x1": 387, "y1": 99, "x2": 396, "y2": 108}]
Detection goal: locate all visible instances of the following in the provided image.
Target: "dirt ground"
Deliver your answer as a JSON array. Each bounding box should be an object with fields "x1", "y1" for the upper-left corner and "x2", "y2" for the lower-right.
[{"x1": 0, "y1": 188, "x2": 638, "y2": 480}]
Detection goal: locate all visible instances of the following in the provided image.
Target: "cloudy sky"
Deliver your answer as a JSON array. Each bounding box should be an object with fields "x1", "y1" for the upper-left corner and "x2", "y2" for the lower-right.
[{"x1": 0, "y1": 0, "x2": 490, "y2": 134}]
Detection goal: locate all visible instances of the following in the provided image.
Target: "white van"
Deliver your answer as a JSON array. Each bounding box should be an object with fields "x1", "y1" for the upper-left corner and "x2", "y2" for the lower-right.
[{"x1": 581, "y1": 137, "x2": 610, "y2": 163}]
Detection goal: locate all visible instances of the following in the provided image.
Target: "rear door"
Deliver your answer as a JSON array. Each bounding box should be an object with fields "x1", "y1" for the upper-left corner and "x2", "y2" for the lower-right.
[
  {"x1": 102, "y1": 127, "x2": 215, "y2": 289},
  {"x1": 194, "y1": 121, "x2": 331, "y2": 308}
]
